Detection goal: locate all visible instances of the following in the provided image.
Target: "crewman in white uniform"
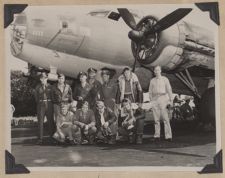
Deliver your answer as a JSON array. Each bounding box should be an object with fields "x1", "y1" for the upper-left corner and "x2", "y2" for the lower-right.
[{"x1": 148, "y1": 65, "x2": 173, "y2": 141}]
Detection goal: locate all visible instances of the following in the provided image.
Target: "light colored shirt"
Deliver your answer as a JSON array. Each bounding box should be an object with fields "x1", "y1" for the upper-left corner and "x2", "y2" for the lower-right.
[
  {"x1": 100, "y1": 112, "x2": 105, "y2": 126},
  {"x1": 124, "y1": 80, "x2": 132, "y2": 94},
  {"x1": 148, "y1": 76, "x2": 173, "y2": 101}
]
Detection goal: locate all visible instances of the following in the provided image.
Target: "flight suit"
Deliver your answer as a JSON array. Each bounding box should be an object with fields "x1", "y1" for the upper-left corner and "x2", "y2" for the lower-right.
[
  {"x1": 34, "y1": 83, "x2": 55, "y2": 140},
  {"x1": 149, "y1": 76, "x2": 173, "y2": 139}
]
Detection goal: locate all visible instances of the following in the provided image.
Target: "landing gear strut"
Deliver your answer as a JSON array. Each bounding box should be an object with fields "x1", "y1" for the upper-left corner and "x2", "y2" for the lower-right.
[{"x1": 175, "y1": 69, "x2": 215, "y2": 130}]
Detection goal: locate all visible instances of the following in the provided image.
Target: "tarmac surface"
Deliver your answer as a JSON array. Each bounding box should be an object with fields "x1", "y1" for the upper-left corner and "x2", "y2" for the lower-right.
[{"x1": 11, "y1": 123, "x2": 216, "y2": 168}]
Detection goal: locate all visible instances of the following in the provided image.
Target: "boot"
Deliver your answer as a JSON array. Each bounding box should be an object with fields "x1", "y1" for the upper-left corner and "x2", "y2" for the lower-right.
[
  {"x1": 136, "y1": 134, "x2": 143, "y2": 144},
  {"x1": 108, "y1": 135, "x2": 116, "y2": 145},
  {"x1": 88, "y1": 135, "x2": 95, "y2": 145},
  {"x1": 128, "y1": 134, "x2": 135, "y2": 144}
]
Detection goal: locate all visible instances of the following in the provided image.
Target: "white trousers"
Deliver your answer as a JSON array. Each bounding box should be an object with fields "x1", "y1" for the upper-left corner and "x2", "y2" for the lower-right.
[{"x1": 151, "y1": 95, "x2": 172, "y2": 139}]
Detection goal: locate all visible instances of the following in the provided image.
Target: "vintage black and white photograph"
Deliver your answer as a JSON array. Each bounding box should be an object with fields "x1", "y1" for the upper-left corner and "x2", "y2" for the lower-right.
[{"x1": 4, "y1": 3, "x2": 220, "y2": 171}]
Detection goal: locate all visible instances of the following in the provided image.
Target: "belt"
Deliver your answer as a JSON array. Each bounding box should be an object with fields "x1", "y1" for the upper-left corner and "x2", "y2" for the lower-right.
[
  {"x1": 40, "y1": 99, "x2": 51, "y2": 102},
  {"x1": 153, "y1": 93, "x2": 166, "y2": 97},
  {"x1": 124, "y1": 92, "x2": 132, "y2": 95}
]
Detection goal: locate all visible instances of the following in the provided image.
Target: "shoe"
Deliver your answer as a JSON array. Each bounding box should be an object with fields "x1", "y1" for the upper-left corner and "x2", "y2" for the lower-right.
[
  {"x1": 81, "y1": 139, "x2": 89, "y2": 145},
  {"x1": 128, "y1": 134, "x2": 135, "y2": 144},
  {"x1": 136, "y1": 135, "x2": 143, "y2": 144},
  {"x1": 108, "y1": 136, "x2": 116, "y2": 145},
  {"x1": 88, "y1": 136, "x2": 95, "y2": 145},
  {"x1": 36, "y1": 139, "x2": 43, "y2": 145},
  {"x1": 165, "y1": 138, "x2": 172, "y2": 142}
]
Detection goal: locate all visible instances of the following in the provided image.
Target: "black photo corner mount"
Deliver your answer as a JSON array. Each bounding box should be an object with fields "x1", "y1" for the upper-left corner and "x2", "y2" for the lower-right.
[
  {"x1": 4, "y1": 4, "x2": 28, "y2": 28},
  {"x1": 5, "y1": 150, "x2": 30, "y2": 174},
  {"x1": 195, "y1": 2, "x2": 220, "y2": 25},
  {"x1": 198, "y1": 150, "x2": 223, "y2": 174}
]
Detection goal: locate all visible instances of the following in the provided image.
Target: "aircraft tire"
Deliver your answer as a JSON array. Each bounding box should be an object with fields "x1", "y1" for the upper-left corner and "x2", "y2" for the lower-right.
[{"x1": 199, "y1": 87, "x2": 215, "y2": 126}]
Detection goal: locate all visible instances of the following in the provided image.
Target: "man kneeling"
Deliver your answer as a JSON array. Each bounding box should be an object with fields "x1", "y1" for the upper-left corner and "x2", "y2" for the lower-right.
[
  {"x1": 53, "y1": 103, "x2": 80, "y2": 145},
  {"x1": 95, "y1": 101, "x2": 117, "y2": 144},
  {"x1": 73, "y1": 101, "x2": 97, "y2": 144},
  {"x1": 119, "y1": 99, "x2": 145, "y2": 144}
]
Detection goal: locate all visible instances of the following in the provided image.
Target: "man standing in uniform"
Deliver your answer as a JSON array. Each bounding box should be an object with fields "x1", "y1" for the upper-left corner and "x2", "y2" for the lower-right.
[
  {"x1": 73, "y1": 72, "x2": 92, "y2": 109},
  {"x1": 87, "y1": 68, "x2": 102, "y2": 110},
  {"x1": 34, "y1": 72, "x2": 55, "y2": 144},
  {"x1": 99, "y1": 67, "x2": 117, "y2": 112},
  {"x1": 148, "y1": 65, "x2": 173, "y2": 141},
  {"x1": 52, "y1": 73, "x2": 73, "y2": 123}
]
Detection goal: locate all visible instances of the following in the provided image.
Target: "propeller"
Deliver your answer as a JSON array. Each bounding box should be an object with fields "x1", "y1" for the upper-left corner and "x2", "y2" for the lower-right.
[
  {"x1": 118, "y1": 8, "x2": 192, "y2": 43},
  {"x1": 146, "y1": 8, "x2": 192, "y2": 34},
  {"x1": 117, "y1": 8, "x2": 137, "y2": 30}
]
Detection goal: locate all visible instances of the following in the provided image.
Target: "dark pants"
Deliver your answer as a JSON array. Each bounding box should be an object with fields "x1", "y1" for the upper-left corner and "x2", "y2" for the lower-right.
[
  {"x1": 96, "y1": 122, "x2": 118, "y2": 140},
  {"x1": 119, "y1": 109, "x2": 145, "y2": 137},
  {"x1": 37, "y1": 101, "x2": 55, "y2": 140}
]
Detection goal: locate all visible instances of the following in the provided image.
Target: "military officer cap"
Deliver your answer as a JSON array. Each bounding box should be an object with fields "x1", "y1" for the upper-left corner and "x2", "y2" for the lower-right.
[
  {"x1": 40, "y1": 72, "x2": 48, "y2": 79},
  {"x1": 101, "y1": 67, "x2": 116, "y2": 79},
  {"x1": 77, "y1": 71, "x2": 87, "y2": 79},
  {"x1": 87, "y1": 67, "x2": 97, "y2": 74}
]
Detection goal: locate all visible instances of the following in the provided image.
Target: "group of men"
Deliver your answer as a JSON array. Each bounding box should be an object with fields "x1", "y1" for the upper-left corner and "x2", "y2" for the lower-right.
[{"x1": 34, "y1": 65, "x2": 173, "y2": 145}]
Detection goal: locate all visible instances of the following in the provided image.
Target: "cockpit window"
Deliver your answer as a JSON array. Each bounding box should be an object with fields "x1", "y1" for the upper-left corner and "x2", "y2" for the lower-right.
[{"x1": 87, "y1": 10, "x2": 110, "y2": 18}]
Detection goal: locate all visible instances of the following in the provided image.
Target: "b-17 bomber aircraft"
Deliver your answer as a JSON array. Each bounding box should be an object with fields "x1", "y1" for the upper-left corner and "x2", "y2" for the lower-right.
[{"x1": 9, "y1": 5, "x2": 216, "y2": 125}]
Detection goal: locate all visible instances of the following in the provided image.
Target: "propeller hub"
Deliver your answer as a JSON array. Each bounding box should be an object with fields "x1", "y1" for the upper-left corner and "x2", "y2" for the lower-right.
[{"x1": 128, "y1": 30, "x2": 144, "y2": 43}]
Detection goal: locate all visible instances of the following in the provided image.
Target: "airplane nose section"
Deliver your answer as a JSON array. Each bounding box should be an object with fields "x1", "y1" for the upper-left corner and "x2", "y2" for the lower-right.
[{"x1": 10, "y1": 13, "x2": 27, "y2": 56}]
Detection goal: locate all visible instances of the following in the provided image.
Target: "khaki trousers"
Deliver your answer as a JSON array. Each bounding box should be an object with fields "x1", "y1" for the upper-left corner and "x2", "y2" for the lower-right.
[{"x1": 151, "y1": 95, "x2": 172, "y2": 139}]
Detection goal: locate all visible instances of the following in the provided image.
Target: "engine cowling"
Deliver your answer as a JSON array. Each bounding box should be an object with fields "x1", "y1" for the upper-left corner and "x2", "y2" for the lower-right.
[{"x1": 131, "y1": 16, "x2": 214, "y2": 72}]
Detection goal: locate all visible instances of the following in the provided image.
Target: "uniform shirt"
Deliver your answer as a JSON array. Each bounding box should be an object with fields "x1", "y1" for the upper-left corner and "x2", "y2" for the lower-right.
[
  {"x1": 73, "y1": 109, "x2": 95, "y2": 127},
  {"x1": 124, "y1": 80, "x2": 132, "y2": 94},
  {"x1": 99, "y1": 81, "x2": 117, "y2": 110},
  {"x1": 148, "y1": 76, "x2": 173, "y2": 100},
  {"x1": 87, "y1": 79, "x2": 102, "y2": 108},
  {"x1": 52, "y1": 83, "x2": 73, "y2": 105},
  {"x1": 34, "y1": 83, "x2": 52, "y2": 103},
  {"x1": 57, "y1": 111, "x2": 73, "y2": 128}
]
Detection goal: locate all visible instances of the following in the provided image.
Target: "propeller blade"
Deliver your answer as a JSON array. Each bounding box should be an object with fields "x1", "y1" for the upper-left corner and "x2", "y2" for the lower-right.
[
  {"x1": 117, "y1": 8, "x2": 137, "y2": 30},
  {"x1": 150, "y1": 8, "x2": 192, "y2": 33}
]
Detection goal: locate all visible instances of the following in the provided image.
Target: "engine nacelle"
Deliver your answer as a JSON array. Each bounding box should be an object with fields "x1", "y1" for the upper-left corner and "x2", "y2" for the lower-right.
[{"x1": 131, "y1": 16, "x2": 214, "y2": 72}]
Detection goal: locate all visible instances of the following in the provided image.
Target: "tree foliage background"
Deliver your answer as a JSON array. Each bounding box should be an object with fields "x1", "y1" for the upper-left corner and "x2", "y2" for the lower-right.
[{"x1": 11, "y1": 71, "x2": 37, "y2": 117}]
